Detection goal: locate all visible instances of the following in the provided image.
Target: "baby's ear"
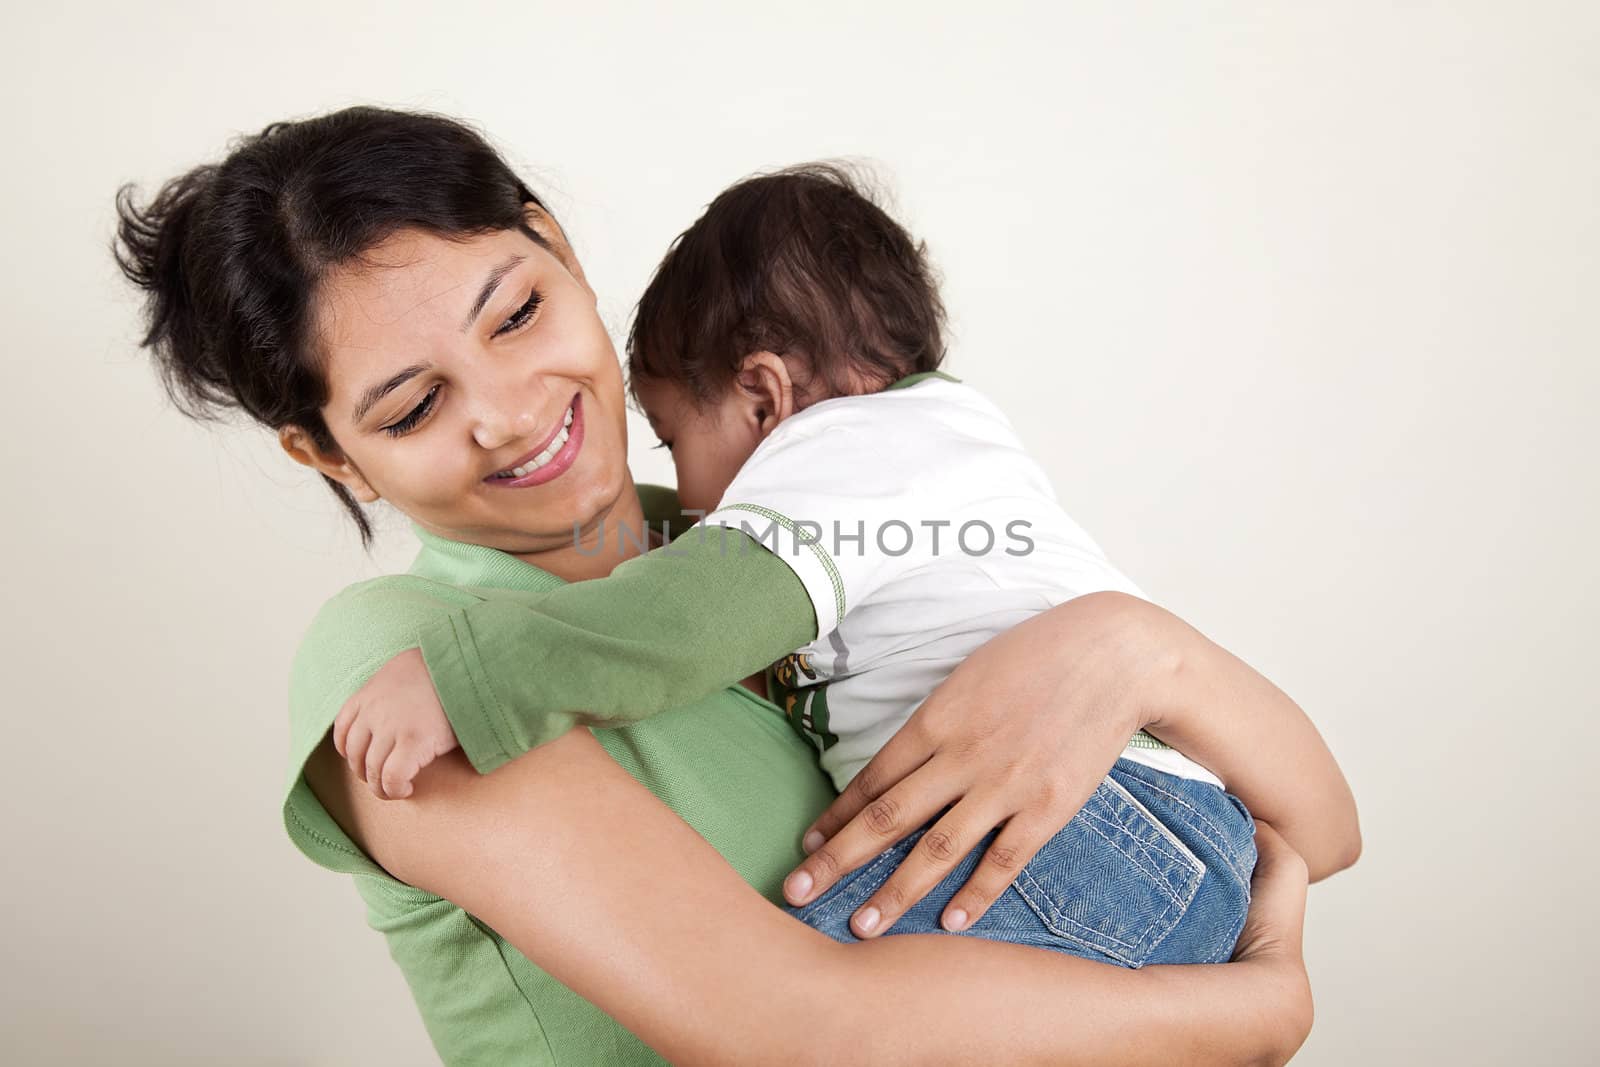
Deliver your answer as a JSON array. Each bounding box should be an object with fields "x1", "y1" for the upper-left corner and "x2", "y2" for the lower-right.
[{"x1": 736, "y1": 351, "x2": 798, "y2": 432}]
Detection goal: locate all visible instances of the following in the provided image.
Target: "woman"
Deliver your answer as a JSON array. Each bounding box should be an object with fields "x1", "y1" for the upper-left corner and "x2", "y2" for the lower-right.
[{"x1": 115, "y1": 106, "x2": 1353, "y2": 1065}]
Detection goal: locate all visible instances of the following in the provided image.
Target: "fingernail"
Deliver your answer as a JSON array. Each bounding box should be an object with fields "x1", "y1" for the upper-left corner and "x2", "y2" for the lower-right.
[
  {"x1": 802, "y1": 830, "x2": 825, "y2": 854},
  {"x1": 944, "y1": 908, "x2": 968, "y2": 932},
  {"x1": 855, "y1": 907, "x2": 880, "y2": 935},
  {"x1": 785, "y1": 871, "x2": 813, "y2": 903}
]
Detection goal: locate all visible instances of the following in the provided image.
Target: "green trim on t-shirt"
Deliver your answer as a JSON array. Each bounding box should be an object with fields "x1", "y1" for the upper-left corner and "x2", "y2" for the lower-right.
[
  {"x1": 884, "y1": 369, "x2": 961, "y2": 391},
  {"x1": 709, "y1": 501, "x2": 848, "y2": 625}
]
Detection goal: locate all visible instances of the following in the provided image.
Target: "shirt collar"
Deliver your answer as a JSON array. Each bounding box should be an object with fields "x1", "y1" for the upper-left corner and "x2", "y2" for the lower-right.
[{"x1": 405, "y1": 520, "x2": 568, "y2": 593}]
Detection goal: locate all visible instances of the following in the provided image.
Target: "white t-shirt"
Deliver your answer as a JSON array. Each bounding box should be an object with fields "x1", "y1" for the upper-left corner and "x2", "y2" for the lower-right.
[{"x1": 699, "y1": 373, "x2": 1222, "y2": 791}]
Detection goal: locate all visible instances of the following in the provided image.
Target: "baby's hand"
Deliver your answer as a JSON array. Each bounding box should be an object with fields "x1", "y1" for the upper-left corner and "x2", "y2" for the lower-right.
[{"x1": 332, "y1": 647, "x2": 460, "y2": 800}]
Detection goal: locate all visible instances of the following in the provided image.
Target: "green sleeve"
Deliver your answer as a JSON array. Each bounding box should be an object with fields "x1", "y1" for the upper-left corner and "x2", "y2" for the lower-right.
[{"x1": 416, "y1": 525, "x2": 817, "y2": 774}]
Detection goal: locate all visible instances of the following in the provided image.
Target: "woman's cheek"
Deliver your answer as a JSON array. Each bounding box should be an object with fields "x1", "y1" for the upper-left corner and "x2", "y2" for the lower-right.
[{"x1": 414, "y1": 442, "x2": 482, "y2": 507}]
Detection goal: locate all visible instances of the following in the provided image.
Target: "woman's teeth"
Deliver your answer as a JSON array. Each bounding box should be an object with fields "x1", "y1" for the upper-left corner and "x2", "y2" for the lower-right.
[{"x1": 492, "y1": 405, "x2": 575, "y2": 479}]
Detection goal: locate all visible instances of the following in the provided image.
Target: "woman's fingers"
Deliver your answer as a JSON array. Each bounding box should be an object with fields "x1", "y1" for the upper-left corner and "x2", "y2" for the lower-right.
[
  {"x1": 934, "y1": 770, "x2": 1104, "y2": 930},
  {"x1": 799, "y1": 721, "x2": 936, "y2": 853},
  {"x1": 935, "y1": 814, "x2": 1055, "y2": 933},
  {"x1": 784, "y1": 774, "x2": 949, "y2": 907},
  {"x1": 1231, "y1": 821, "x2": 1309, "y2": 965},
  {"x1": 1231, "y1": 821, "x2": 1314, "y2": 1059},
  {"x1": 843, "y1": 798, "x2": 1007, "y2": 937}
]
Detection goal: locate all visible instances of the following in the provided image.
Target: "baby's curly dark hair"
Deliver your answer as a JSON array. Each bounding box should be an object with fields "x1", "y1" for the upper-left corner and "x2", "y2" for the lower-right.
[{"x1": 627, "y1": 163, "x2": 947, "y2": 409}]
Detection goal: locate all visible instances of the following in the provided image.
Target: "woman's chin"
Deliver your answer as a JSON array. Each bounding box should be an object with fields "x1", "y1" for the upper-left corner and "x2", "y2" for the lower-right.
[{"x1": 508, "y1": 456, "x2": 631, "y2": 534}]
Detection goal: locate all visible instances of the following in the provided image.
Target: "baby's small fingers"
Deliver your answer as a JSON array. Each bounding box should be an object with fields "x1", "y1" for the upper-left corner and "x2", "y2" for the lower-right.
[
  {"x1": 344, "y1": 722, "x2": 373, "y2": 783},
  {"x1": 381, "y1": 747, "x2": 422, "y2": 801},
  {"x1": 332, "y1": 699, "x2": 359, "y2": 759},
  {"x1": 366, "y1": 734, "x2": 397, "y2": 800}
]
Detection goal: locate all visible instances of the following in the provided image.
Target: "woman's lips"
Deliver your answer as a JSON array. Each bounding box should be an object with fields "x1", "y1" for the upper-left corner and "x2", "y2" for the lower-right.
[{"x1": 483, "y1": 394, "x2": 584, "y2": 489}]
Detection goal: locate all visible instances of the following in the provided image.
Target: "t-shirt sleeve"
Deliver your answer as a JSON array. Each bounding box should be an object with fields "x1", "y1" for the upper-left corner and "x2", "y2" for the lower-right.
[
  {"x1": 284, "y1": 578, "x2": 479, "y2": 877},
  {"x1": 699, "y1": 417, "x2": 936, "y2": 638},
  {"x1": 284, "y1": 582, "x2": 561, "y2": 1063},
  {"x1": 414, "y1": 525, "x2": 817, "y2": 775}
]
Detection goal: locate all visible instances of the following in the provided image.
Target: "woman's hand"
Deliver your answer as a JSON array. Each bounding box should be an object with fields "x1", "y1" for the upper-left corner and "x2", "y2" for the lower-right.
[
  {"x1": 783, "y1": 591, "x2": 1170, "y2": 937},
  {"x1": 1226, "y1": 822, "x2": 1315, "y2": 1063}
]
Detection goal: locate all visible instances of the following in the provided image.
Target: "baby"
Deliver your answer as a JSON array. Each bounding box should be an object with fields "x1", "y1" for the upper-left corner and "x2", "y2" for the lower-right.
[{"x1": 337, "y1": 164, "x2": 1260, "y2": 966}]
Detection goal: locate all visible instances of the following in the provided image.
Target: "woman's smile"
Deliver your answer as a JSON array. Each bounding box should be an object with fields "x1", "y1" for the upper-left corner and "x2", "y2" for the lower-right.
[{"x1": 484, "y1": 392, "x2": 584, "y2": 489}]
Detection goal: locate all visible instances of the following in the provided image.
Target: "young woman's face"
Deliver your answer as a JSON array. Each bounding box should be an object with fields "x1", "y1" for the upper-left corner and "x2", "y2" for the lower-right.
[{"x1": 305, "y1": 217, "x2": 633, "y2": 555}]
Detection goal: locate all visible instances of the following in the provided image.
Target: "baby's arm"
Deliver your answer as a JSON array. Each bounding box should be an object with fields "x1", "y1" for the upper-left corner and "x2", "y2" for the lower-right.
[{"x1": 334, "y1": 526, "x2": 817, "y2": 796}]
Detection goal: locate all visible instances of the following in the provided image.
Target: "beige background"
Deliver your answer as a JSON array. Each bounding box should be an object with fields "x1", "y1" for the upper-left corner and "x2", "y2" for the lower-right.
[{"x1": 4, "y1": 2, "x2": 1595, "y2": 1063}]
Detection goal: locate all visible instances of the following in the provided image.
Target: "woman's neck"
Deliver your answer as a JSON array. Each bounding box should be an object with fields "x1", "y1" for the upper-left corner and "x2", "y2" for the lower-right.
[{"x1": 509, "y1": 474, "x2": 659, "y2": 584}]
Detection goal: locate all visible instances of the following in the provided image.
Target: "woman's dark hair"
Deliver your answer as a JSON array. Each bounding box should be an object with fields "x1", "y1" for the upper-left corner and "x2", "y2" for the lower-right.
[
  {"x1": 627, "y1": 162, "x2": 946, "y2": 410},
  {"x1": 113, "y1": 106, "x2": 554, "y2": 547}
]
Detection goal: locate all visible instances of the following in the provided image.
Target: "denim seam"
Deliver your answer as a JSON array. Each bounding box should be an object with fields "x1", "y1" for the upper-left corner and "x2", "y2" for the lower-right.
[
  {"x1": 1075, "y1": 807, "x2": 1193, "y2": 904},
  {"x1": 1015, "y1": 864, "x2": 1140, "y2": 952},
  {"x1": 1200, "y1": 904, "x2": 1253, "y2": 964},
  {"x1": 1134, "y1": 883, "x2": 1193, "y2": 961},
  {"x1": 1016, "y1": 798, "x2": 1202, "y2": 943},
  {"x1": 1112, "y1": 765, "x2": 1245, "y2": 879},
  {"x1": 1101, "y1": 776, "x2": 1208, "y2": 871},
  {"x1": 1007, "y1": 779, "x2": 1207, "y2": 961},
  {"x1": 1077, "y1": 814, "x2": 1187, "y2": 909},
  {"x1": 1117, "y1": 773, "x2": 1252, "y2": 889},
  {"x1": 1016, "y1": 860, "x2": 1192, "y2": 963},
  {"x1": 1083, "y1": 794, "x2": 1194, "y2": 879},
  {"x1": 1201, "y1": 927, "x2": 1238, "y2": 964}
]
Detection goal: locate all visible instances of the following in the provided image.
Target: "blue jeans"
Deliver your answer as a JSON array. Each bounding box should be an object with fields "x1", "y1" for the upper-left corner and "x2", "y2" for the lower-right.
[{"x1": 787, "y1": 758, "x2": 1257, "y2": 967}]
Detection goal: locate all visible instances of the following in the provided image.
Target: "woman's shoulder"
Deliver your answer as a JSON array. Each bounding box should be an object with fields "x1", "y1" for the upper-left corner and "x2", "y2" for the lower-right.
[
  {"x1": 298, "y1": 572, "x2": 473, "y2": 648},
  {"x1": 291, "y1": 577, "x2": 466, "y2": 708},
  {"x1": 284, "y1": 574, "x2": 484, "y2": 870}
]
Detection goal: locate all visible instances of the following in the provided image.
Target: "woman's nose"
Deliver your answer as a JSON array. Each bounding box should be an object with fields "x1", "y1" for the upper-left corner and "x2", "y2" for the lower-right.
[{"x1": 471, "y1": 405, "x2": 540, "y2": 451}]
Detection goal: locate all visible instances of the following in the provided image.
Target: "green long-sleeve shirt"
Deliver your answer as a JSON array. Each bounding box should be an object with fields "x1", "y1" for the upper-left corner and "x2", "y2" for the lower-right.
[
  {"x1": 284, "y1": 485, "x2": 835, "y2": 1065},
  {"x1": 417, "y1": 519, "x2": 820, "y2": 774}
]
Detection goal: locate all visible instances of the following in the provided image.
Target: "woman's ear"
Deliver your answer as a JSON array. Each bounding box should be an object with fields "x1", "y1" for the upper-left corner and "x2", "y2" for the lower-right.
[
  {"x1": 278, "y1": 425, "x2": 381, "y2": 503},
  {"x1": 522, "y1": 202, "x2": 590, "y2": 295},
  {"x1": 735, "y1": 351, "x2": 797, "y2": 436}
]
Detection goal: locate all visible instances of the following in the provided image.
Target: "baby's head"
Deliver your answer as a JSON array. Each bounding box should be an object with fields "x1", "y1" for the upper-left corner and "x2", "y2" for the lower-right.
[{"x1": 627, "y1": 163, "x2": 946, "y2": 512}]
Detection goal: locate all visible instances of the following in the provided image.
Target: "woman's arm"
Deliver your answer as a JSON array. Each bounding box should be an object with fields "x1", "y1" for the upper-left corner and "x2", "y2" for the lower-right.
[
  {"x1": 786, "y1": 592, "x2": 1360, "y2": 937},
  {"x1": 305, "y1": 730, "x2": 1312, "y2": 1066},
  {"x1": 1135, "y1": 597, "x2": 1361, "y2": 879}
]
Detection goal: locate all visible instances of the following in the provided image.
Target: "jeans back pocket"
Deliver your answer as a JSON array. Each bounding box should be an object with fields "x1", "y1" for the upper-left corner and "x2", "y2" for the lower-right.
[{"x1": 1014, "y1": 774, "x2": 1207, "y2": 967}]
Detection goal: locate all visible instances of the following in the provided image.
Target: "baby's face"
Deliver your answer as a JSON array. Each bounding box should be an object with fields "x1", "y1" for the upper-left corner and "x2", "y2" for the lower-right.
[{"x1": 633, "y1": 377, "x2": 765, "y2": 515}]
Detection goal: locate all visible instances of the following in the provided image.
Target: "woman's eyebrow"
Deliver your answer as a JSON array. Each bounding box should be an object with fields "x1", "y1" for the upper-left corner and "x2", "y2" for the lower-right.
[
  {"x1": 352, "y1": 255, "x2": 528, "y2": 422},
  {"x1": 353, "y1": 363, "x2": 430, "y2": 423},
  {"x1": 460, "y1": 254, "x2": 527, "y2": 333}
]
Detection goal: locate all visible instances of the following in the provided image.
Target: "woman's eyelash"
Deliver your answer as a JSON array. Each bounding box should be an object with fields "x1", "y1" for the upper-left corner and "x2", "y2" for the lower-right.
[
  {"x1": 652, "y1": 441, "x2": 673, "y2": 452},
  {"x1": 380, "y1": 289, "x2": 539, "y2": 438},
  {"x1": 495, "y1": 287, "x2": 544, "y2": 337},
  {"x1": 384, "y1": 384, "x2": 441, "y2": 437}
]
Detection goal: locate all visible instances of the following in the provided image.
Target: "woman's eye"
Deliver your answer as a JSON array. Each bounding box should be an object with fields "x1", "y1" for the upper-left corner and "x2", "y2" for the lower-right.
[
  {"x1": 383, "y1": 384, "x2": 440, "y2": 437},
  {"x1": 495, "y1": 288, "x2": 544, "y2": 337},
  {"x1": 652, "y1": 440, "x2": 674, "y2": 453}
]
